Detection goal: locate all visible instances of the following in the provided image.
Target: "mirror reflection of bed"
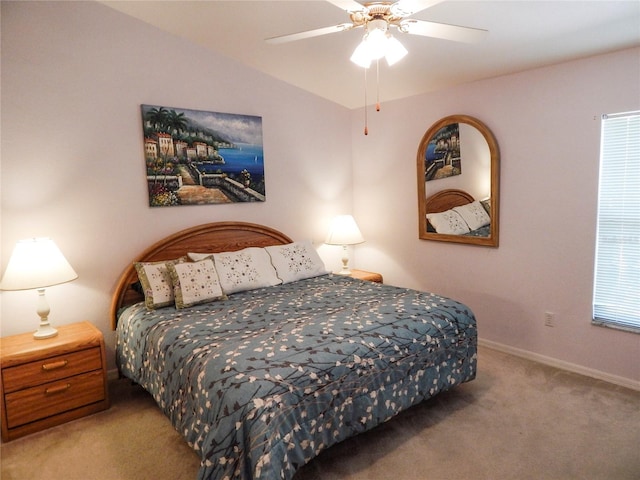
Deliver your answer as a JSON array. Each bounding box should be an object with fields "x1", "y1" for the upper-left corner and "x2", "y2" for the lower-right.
[{"x1": 425, "y1": 189, "x2": 491, "y2": 237}]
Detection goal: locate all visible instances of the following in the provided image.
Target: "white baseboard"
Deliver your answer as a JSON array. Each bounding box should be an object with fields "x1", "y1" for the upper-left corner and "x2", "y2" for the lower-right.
[{"x1": 478, "y1": 338, "x2": 640, "y2": 392}]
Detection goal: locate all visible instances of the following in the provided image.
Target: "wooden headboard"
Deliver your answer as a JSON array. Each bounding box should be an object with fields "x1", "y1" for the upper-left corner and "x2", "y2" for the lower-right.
[
  {"x1": 110, "y1": 221, "x2": 292, "y2": 329},
  {"x1": 424, "y1": 189, "x2": 475, "y2": 214}
]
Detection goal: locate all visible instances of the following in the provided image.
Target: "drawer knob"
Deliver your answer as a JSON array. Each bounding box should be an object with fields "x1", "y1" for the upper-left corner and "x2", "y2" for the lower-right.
[
  {"x1": 45, "y1": 383, "x2": 72, "y2": 395},
  {"x1": 42, "y1": 359, "x2": 68, "y2": 371}
]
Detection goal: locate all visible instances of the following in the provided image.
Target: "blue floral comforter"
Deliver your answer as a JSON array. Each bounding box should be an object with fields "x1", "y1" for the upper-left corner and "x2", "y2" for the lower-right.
[{"x1": 116, "y1": 274, "x2": 477, "y2": 480}]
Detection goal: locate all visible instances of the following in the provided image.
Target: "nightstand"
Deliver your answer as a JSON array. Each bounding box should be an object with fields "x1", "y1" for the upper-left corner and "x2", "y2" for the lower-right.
[
  {"x1": 0, "y1": 321, "x2": 109, "y2": 442},
  {"x1": 347, "y1": 269, "x2": 383, "y2": 283}
]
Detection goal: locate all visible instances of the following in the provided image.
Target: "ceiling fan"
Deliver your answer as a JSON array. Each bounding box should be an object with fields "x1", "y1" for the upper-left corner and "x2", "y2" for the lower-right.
[
  {"x1": 266, "y1": 0, "x2": 487, "y2": 135},
  {"x1": 266, "y1": 0, "x2": 488, "y2": 49}
]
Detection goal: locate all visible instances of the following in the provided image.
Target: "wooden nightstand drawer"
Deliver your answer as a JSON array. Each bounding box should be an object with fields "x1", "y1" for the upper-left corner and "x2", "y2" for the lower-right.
[
  {"x1": 2, "y1": 347, "x2": 102, "y2": 393},
  {"x1": 5, "y1": 370, "x2": 105, "y2": 429}
]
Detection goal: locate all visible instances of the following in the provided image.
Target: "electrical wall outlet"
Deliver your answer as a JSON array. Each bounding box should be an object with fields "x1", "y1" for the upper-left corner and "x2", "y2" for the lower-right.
[{"x1": 544, "y1": 311, "x2": 556, "y2": 327}]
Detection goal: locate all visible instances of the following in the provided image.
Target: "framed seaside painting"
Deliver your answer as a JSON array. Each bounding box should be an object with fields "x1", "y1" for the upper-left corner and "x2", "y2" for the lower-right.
[
  {"x1": 141, "y1": 104, "x2": 265, "y2": 206},
  {"x1": 424, "y1": 122, "x2": 461, "y2": 182}
]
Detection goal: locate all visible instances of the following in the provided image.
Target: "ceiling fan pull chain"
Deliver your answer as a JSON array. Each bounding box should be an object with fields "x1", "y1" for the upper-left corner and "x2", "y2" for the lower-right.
[
  {"x1": 376, "y1": 59, "x2": 381, "y2": 112},
  {"x1": 364, "y1": 66, "x2": 368, "y2": 135}
]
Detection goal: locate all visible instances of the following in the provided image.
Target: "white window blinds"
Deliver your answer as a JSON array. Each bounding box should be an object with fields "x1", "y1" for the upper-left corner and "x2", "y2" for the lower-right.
[{"x1": 593, "y1": 111, "x2": 640, "y2": 331}]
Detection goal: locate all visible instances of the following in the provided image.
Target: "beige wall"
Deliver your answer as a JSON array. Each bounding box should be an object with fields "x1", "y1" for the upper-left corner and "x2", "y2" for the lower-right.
[
  {"x1": 2, "y1": 1, "x2": 638, "y2": 384},
  {"x1": 0, "y1": 1, "x2": 352, "y2": 367},
  {"x1": 351, "y1": 47, "x2": 640, "y2": 384}
]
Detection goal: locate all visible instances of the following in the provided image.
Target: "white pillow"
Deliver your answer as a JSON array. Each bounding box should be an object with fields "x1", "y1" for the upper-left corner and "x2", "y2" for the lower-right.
[
  {"x1": 167, "y1": 258, "x2": 225, "y2": 309},
  {"x1": 212, "y1": 247, "x2": 281, "y2": 294},
  {"x1": 265, "y1": 240, "x2": 329, "y2": 284},
  {"x1": 453, "y1": 200, "x2": 491, "y2": 231},
  {"x1": 426, "y1": 210, "x2": 471, "y2": 235}
]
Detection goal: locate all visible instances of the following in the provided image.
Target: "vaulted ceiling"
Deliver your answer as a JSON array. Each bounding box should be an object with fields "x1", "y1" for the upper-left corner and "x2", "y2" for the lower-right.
[{"x1": 102, "y1": 1, "x2": 640, "y2": 109}]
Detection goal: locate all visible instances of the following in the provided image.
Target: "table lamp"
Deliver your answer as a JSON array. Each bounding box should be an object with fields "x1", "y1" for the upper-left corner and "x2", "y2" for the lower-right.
[
  {"x1": 0, "y1": 238, "x2": 78, "y2": 339},
  {"x1": 325, "y1": 215, "x2": 365, "y2": 275}
]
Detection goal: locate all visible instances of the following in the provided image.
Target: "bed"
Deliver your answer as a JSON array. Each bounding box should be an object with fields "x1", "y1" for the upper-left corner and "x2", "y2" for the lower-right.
[
  {"x1": 424, "y1": 188, "x2": 491, "y2": 237},
  {"x1": 111, "y1": 221, "x2": 477, "y2": 480}
]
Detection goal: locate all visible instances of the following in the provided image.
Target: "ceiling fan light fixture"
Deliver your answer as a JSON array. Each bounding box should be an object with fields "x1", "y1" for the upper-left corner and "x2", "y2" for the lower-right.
[
  {"x1": 365, "y1": 28, "x2": 388, "y2": 60},
  {"x1": 350, "y1": 39, "x2": 373, "y2": 68},
  {"x1": 351, "y1": 17, "x2": 408, "y2": 68},
  {"x1": 366, "y1": 18, "x2": 388, "y2": 34},
  {"x1": 384, "y1": 34, "x2": 408, "y2": 66},
  {"x1": 350, "y1": 30, "x2": 408, "y2": 68},
  {"x1": 350, "y1": 31, "x2": 386, "y2": 67}
]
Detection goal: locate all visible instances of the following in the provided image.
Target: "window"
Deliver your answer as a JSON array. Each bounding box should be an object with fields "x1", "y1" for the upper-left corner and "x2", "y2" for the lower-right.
[{"x1": 593, "y1": 111, "x2": 640, "y2": 332}]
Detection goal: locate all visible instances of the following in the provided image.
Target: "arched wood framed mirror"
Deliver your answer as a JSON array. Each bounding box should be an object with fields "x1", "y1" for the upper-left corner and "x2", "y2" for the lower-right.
[{"x1": 417, "y1": 115, "x2": 499, "y2": 246}]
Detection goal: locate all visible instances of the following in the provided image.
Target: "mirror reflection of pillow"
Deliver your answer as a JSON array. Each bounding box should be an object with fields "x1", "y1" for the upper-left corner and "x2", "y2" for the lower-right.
[
  {"x1": 453, "y1": 200, "x2": 491, "y2": 230},
  {"x1": 426, "y1": 210, "x2": 471, "y2": 235},
  {"x1": 480, "y1": 198, "x2": 491, "y2": 216}
]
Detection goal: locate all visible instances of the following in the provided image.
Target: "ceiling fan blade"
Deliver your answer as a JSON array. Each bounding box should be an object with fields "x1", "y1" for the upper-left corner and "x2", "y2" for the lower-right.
[
  {"x1": 266, "y1": 23, "x2": 355, "y2": 44},
  {"x1": 325, "y1": 0, "x2": 367, "y2": 13},
  {"x1": 399, "y1": 19, "x2": 488, "y2": 43},
  {"x1": 391, "y1": 0, "x2": 446, "y2": 17}
]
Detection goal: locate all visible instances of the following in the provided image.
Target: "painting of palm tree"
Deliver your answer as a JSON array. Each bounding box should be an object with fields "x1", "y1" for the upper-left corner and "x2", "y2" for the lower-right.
[{"x1": 141, "y1": 104, "x2": 266, "y2": 207}]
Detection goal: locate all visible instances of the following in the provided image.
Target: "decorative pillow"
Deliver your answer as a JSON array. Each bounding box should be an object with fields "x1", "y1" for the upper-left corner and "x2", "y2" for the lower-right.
[
  {"x1": 265, "y1": 240, "x2": 329, "y2": 284},
  {"x1": 453, "y1": 200, "x2": 491, "y2": 231},
  {"x1": 426, "y1": 210, "x2": 471, "y2": 235},
  {"x1": 212, "y1": 247, "x2": 281, "y2": 294},
  {"x1": 167, "y1": 258, "x2": 225, "y2": 309},
  {"x1": 134, "y1": 258, "x2": 185, "y2": 310}
]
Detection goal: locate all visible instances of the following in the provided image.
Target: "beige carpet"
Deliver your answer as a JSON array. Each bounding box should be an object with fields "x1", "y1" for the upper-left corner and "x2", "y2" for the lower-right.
[{"x1": 1, "y1": 346, "x2": 638, "y2": 480}]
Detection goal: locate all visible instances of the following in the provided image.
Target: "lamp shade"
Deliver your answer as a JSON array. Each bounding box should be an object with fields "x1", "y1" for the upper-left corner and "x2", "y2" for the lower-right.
[
  {"x1": 0, "y1": 238, "x2": 78, "y2": 291},
  {"x1": 325, "y1": 215, "x2": 365, "y2": 246}
]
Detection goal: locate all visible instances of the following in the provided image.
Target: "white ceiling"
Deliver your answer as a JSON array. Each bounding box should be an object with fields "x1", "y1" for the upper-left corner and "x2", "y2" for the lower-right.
[{"x1": 101, "y1": 0, "x2": 640, "y2": 109}]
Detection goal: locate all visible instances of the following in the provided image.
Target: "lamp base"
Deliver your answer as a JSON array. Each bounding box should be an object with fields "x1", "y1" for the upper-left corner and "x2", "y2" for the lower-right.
[
  {"x1": 34, "y1": 288, "x2": 58, "y2": 339},
  {"x1": 34, "y1": 324, "x2": 58, "y2": 340},
  {"x1": 337, "y1": 245, "x2": 353, "y2": 276}
]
